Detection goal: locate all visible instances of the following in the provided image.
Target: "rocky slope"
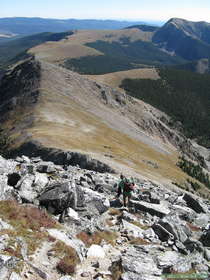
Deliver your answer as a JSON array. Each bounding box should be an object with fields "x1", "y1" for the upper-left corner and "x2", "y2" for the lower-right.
[
  {"x1": 1, "y1": 56, "x2": 209, "y2": 189},
  {"x1": 0, "y1": 154, "x2": 209, "y2": 280}
]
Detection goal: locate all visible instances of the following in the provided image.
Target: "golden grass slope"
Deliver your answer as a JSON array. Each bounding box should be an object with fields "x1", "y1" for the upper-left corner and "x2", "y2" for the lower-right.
[
  {"x1": 29, "y1": 28, "x2": 153, "y2": 64},
  {"x1": 3, "y1": 58, "x2": 195, "y2": 186},
  {"x1": 85, "y1": 68, "x2": 160, "y2": 91}
]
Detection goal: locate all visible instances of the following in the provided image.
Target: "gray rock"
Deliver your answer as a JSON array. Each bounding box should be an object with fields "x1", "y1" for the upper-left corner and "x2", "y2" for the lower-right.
[
  {"x1": 0, "y1": 267, "x2": 9, "y2": 279},
  {"x1": 183, "y1": 193, "x2": 205, "y2": 213},
  {"x1": 131, "y1": 200, "x2": 170, "y2": 218},
  {"x1": 18, "y1": 174, "x2": 36, "y2": 202},
  {"x1": 21, "y1": 156, "x2": 31, "y2": 163},
  {"x1": 59, "y1": 277, "x2": 73, "y2": 280},
  {"x1": 33, "y1": 172, "x2": 49, "y2": 192},
  {"x1": 0, "y1": 156, "x2": 17, "y2": 175},
  {"x1": 174, "y1": 240, "x2": 188, "y2": 254},
  {"x1": 36, "y1": 163, "x2": 57, "y2": 173},
  {"x1": 122, "y1": 247, "x2": 161, "y2": 277},
  {"x1": 121, "y1": 272, "x2": 143, "y2": 280},
  {"x1": 172, "y1": 205, "x2": 196, "y2": 222},
  {"x1": 9, "y1": 272, "x2": 22, "y2": 280},
  {"x1": 82, "y1": 187, "x2": 109, "y2": 215},
  {"x1": 66, "y1": 207, "x2": 79, "y2": 221},
  {"x1": 152, "y1": 223, "x2": 175, "y2": 242},
  {"x1": 157, "y1": 251, "x2": 180, "y2": 268},
  {"x1": 199, "y1": 230, "x2": 210, "y2": 247},
  {"x1": 143, "y1": 228, "x2": 159, "y2": 242},
  {"x1": 194, "y1": 214, "x2": 209, "y2": 228},
  {"x1": 204, "y1": 248, "x2": 210, "y2": 261},
  {"x1": 0, "y1": 235, "x2": 9, "y2": 251},
  {"x1": 140, "y1": 191, "x2": 160, "y2": 204},
  {"x1": 122, "y1": 219, "x2": 144, "y2": 238},
  {"x1": 0, "y1": 218, "x2": 13, "y2": 230},
  {"x1": 0, "y1": 254, "x2": 19, "y2": 270},
  {"x1": 173, "y1": 258, "x2": 192, "y2": 273},
  {"x1": 0, "y1": 174, "x2": 14, "y2": 200},
  {"x1": 184, "y1": 238, "x2": 204, "y2": 253},
  {"x1": 121, "y1": 211, "x2": 138, "y2": 223},
  {"x1": 39, "y1": 181, "x2": 84, "y2": 214}
]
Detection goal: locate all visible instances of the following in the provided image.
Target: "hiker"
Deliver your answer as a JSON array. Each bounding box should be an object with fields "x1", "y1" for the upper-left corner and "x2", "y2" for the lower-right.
[
  {"x1": 123, "y1": 179, "x2": 135, "y2": 207},
  {"x1": 116, "y1": 174, "x2": 125, "y2": 198}
]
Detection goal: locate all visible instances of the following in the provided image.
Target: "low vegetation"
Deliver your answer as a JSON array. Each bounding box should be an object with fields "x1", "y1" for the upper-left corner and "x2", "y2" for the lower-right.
[
  {"x1": 0, "y1": 200, "x2": 59, "y2": 257},
  {"x1": 77, "y1": 230, "x2": 118, "y2": 247},
  {"x1": 129, "y1": 237, "x2": 151, "y2": 245},
  {"x1": 50, "y1": 241, "x2": 79, "y2": 275},
  {"x1": 164, "y1": 268, "x2": 202, "y2": 280},
  {"x1": 108, "y1": 208, "x2": 122, "y2": 216},
  {"x1": 121, "y1": 68, "x2": 210, "y2": 148},
  {"x1": 130, "y1": 221, "x2": 150, "y2": 230},
  {"x1": 0, "y1": 200, "x2": 58, "y2": 231}
]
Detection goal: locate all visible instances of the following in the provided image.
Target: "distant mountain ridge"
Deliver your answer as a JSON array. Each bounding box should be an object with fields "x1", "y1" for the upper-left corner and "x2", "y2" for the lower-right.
[
  {"x1": 0, "y1": 17, "x2": 210, "y2": 74},
  {"x1": 0, "y1": 17, "x2": 145, "y2": 37}
]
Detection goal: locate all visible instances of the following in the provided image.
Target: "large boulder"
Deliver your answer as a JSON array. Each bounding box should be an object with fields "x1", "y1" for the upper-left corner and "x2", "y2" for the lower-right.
[
  {"x1": 131, "y1": 200, "x2": 170, "y2": 218},
  {"x1": 82, "y1": 187, "x2": 110, "y2": 216},
  {"x1": 157, "y1": 251, "x2": 180, "y2": 269},
  {"x1": 39, "y1": 181, "x2": 84, "y2": 214},
  {"x1": 0, "y1": 156, "x2": 17, "y2": 175},
  {"x1": 121, "y1": 247, "x2": 161, "y2": 279},
  {"x1": 194, "y1": 214, "x2": 209, "y2": 228},
  {"x1": 199, "y1": 230, "x2": 210, "y2": 247},
  {"x1": 17, "y1": 174, "x2": 36, "y2": 202},
  {"x1": 184, "y1": 238, "x2": 204, "y2": 253},
  {"x1": 0, "y1": 175, "x2": 15, "y2": 200},
  {"x1": 7, "y1": 173, "x2": 21, "y2": 187},
  {"x1": 183, "y1": 193, "x2": 205, "y2": 213}
]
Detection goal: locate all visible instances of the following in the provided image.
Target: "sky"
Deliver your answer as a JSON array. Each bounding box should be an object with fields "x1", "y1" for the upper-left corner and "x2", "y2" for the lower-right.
[{"x1": 1, "y1": 0, "x2": 210, "y2": 22}]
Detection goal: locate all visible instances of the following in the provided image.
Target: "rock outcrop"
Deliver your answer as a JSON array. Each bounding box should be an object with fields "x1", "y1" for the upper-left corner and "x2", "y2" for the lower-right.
[{"x1": 0, "y1": 154, "x2": 209, "y2": 279}]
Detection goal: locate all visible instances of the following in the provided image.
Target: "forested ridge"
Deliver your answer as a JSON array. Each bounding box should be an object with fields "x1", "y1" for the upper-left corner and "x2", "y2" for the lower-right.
[
  {"x1": 121, "y1": 68, "x2": 210, "y2": 147},
  {"x1": 64, "y1": 39, "x2": 185, "y2": 74}
]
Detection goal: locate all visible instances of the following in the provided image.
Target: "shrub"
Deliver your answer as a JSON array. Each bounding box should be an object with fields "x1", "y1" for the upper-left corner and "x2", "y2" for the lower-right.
[
  {"x1": 56, "y1": 256, "x2": 76, "y2": 274},
  {"x1": 129, "y1": 237, "x2": 151, "y2": 245},
  {"x1": 131, "y1": 221, "x2": 150, "y2": 230},
  {"x1": 52, "y1": 241, "x2": 79, "y2": 275},
  {"x1": 0, "y1": 200, "x2": 58, "y2": 231},
  {"x1": 108, "y1": 208, "x2": 122, "y2": 216},
  {"x1": 77, "y1": 230, "x2": 118, "y2": 247}
]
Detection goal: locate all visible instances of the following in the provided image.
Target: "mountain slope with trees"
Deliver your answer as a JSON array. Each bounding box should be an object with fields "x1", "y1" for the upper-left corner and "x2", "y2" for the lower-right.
[{"x1": 120, "y1": 68, "x2": 210, "y2": 148}]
